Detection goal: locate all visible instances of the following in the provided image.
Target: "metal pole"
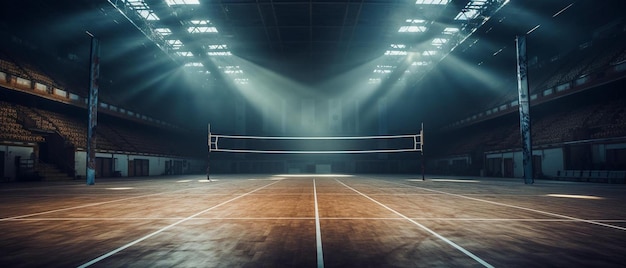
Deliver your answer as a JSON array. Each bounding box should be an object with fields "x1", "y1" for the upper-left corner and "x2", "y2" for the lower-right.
[
  {"x1": 516, "y1": 35, "x2": 534, "y2": 185},
  {"x1": 86, "y1": 32, "x2": 100, "y2": 185},
  {"x1": 207, "y1": 123, "x2": 211, "y2": 181},
  {"x1": 421, "y1": 122, "x2": 425, "y2": 181}
]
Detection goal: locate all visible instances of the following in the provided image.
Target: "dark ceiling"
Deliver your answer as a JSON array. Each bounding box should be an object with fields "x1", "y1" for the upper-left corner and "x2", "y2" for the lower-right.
[{"x1": 1, "y1": 0, "x2": 625, "y2": 131}]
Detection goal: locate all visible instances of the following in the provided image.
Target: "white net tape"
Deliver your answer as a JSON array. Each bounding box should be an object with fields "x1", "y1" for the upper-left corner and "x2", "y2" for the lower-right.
[{"x1": 209, "y1": 132, "x2": 423, "y2": 154}]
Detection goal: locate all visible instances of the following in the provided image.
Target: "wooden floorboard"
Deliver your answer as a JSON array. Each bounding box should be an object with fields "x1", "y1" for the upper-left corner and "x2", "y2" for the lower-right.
[{"x1": 1, "y1": 174, "x2": 625, "y2": 267}]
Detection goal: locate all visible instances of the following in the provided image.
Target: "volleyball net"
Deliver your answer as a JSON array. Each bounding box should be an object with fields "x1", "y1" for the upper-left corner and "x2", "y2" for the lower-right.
[{"x1": 208, "y1": 124, "x2": 423, "y2": 155}]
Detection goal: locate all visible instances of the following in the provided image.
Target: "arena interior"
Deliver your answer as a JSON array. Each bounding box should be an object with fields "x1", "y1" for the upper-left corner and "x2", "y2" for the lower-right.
[{"x1": 1, "y1": 0, "x2": 626, "y2": 267}]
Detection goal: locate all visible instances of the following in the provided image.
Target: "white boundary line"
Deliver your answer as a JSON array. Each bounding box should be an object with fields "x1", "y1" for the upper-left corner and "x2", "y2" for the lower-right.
[
  {"x1": 1, "y1": 192, "x2": 168, "y2": 222},
  {"x1": 335, "y1": 179, "x2": 494, "y2": 268},
  {"x1": 77, "y1": 180, "x2": 281, "y2": 268},
  {"x1": 0, "y1": 179, "x2": 232, "y2": 222},
  {"x1": 313, "y1": 179, "x2": 325, "y2": 268},
  {"x1": 392, "y1": 179, "x2": 626, "y2": 232}
]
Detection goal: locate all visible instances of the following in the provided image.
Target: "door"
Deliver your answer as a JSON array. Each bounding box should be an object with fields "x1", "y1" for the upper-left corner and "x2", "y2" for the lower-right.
[
  {"x1": 532, "y1": 155, "x2": 543, "y2": 178},
  {"x1": 503, "y1": 158, "x2": 514, "y2": 177},
  {"x1": 486, "y1": 157, "x2": 502, "y2": 177},
  {"x1": 96, "y1": 157, "x2": 113, "y2": 178},
  {"x1": 128, "y1": 160, "x2": 135, "y2": 177},
  {"x1": 0, "y1": 151, "x2": 4, "y2": 179}
]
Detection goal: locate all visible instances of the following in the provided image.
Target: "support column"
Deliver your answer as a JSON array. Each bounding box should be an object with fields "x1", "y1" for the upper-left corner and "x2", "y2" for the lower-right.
[
  {"x1": 86, "y1": 32, "x2": 100, "y2": 185},
  {"x1": 516, "y1": 35, "x2": 534, "y2": 184}
]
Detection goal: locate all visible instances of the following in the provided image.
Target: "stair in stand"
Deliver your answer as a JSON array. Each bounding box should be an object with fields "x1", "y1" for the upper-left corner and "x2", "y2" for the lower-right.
[{"x1": 36, "y1": 162, "x2": 74, "y2": 181}]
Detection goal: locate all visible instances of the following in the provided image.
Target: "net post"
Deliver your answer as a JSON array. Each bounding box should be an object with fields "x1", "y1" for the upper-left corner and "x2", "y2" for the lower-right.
[
  {"x1": 421, "y1": 122, "x2": 425, "y2": 181},
  {"x1": 207, "y1": 123, "x2": 211, "y2": 181}
]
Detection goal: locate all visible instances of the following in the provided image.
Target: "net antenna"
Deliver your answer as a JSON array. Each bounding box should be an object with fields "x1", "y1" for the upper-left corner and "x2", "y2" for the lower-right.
[{"x1": 208, "y1": 123, "x2": 424, "y2": 179}]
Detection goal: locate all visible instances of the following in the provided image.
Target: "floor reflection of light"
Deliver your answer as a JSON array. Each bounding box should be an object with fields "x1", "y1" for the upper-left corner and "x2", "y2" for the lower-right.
[
  {"x1": 273, "y1": 174, "x2": 354, "y2": 178},
  {"x1": 177, "y1": 180, "x2": 192, "y2": 183},
  {"x1": 106, "y1": 187, "x2": 134, "y2": 190},
  {"x1": 408, "y1": 179, "x2": 480, "y2": 183},
  {"x1": 546, "y1": 194, "x2": 604, "y2": 200},
  {"x1": 248, "y1": 178, "x2": 286, "y2": 180},
  {"x1": 198, "y1": 179, "x2": 218, "y2": 182}
]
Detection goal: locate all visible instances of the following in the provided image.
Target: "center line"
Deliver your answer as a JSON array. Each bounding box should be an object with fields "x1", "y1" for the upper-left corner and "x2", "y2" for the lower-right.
[
  {"x1": 313, "y1": 179, "x2": 325, "y2": 268},
  {"x1": 335, "y1": 179, "x2": 494, "y2": 268}
]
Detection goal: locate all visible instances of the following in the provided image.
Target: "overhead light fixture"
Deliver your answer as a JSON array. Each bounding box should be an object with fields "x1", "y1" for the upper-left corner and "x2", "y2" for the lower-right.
[
  {"x1": 166, "y1": 0, "x2": 200, "y2": 6},
  {"x1": 553, "y1": 3, "x2": 574, "y2": 17},
  {"x1": 416, "y1": 0, "x2": 449, "y2": 5},
  {"x1": 526, "y1": 24, "x2": 541, "y2": 34}
]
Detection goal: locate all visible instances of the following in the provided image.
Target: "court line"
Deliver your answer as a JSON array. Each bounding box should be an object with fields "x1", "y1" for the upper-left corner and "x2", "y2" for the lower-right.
[
  {"x1": 77, "y1": 180, "x2": 281, "y2": 268},
  {"x1": 313, "y1": 179, "x2": 325, "y2": 268},
  {"x1": 0, "y1": 192, "x2": 169, "y2": 222},
  {"x1": 388, "y1": 179, "x2": 626, "y2": 232},
  {"x1": 335, "y1": 179, "x2": 494, "y2": 268},
  {"x1": 0, "y1": 180, "x2": 233, "y2": 222}
]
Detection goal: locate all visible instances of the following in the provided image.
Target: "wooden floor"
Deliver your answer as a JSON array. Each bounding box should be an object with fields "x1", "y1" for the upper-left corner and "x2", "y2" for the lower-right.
[{"x1": 1, "y1": 174, "x2": 625, "y2": 267}]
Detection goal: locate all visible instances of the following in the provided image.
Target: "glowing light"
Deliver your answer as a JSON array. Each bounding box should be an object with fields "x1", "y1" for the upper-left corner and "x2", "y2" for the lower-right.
[
  {"x1": 406, "y1": 19, "x2": 426, "y2": 23},
  {"x1": 455, "y1": 0, "x2": 488, "y2": 20},
  {"x1": 433, "y1": 179, "x2": 480, "y2": 183},
  {"x1": 526, "y1": 24, "x2": 541, "y2": 35},
  {"x1": 553, "y1": 3, "x2": 574, "y2": 17},
  {"x1": 408, "y1": 179, "x2": 480, "y2": 182},
  {"x1": 185, "y1": 62, "x2": 203, "y2": 67},
  {"x1": 188, "y1": 26, "x2": 218, "y2": 33},
  {"x1": 234, "y1": 78, "x2": 249, "y2": 84},
  {"x1": 432, "y1": 38, "x2": 448, "y2": 47},
  {"x1": 443, "y1": 27, "x2": 459, "y2": 34},
  {"x1": 368, "y1": 78, "x2": 382, "y2": 84},
  {"x1": 190, "y1": 20, "x2": 210, "y2": 25},
  {"x1": 546, "y1": 194, "x2": 604, "y2": 200},
  {"x1": 373, "y1": 69, "x2": 392, "y2": 74},
  {"x1": 176, "y1": 51, "x2": 194, "y2": 57},
  {"x1": 208, "y1": 44, "x2": 228, "y2": 50},
  {"x1": 155, "y1": 28, "x2": 172, "y2": 37},
  {"x1": 208, "y1": 51, "x2": 231, "y2": 56},
  {"x1": 167, "y1": 39, "x2": 184, "y2": 50},
  {"x1": 166, "y1": 0, "x2": 200, "y2": 6},
  {"x1": 399, "y1": 26, "x2": 427, "y2": 33},
  {"x1": 416, "y1": 0, "x2": 449, "y2": 4},
  {"x1": 137, "y1": 10, "x2": 159, "y2": 21},
  {"x1": 385, "y1": 50, "x2": 408, "y2": 56},
  {"x1": 274, "y1": 174, "x2": 354, "y2": 178}
]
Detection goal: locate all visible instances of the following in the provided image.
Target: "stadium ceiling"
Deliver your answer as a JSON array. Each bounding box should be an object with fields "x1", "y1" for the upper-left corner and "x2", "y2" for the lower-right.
[
  {"x1": 106, "y1": 0, "x2": 512, "y2": 87},
  {"x1": 2, "y1": 1, "x2": 623, "y2": 99}
]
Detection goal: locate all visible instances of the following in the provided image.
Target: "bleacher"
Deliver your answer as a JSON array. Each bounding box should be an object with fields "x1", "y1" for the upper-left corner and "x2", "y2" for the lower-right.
[
  {"x1": 0, "y1": 101, "x2": 44, "y2": 143},
  {"x1": 1, "y1": 100, "x2": 194, "y2": 157}
]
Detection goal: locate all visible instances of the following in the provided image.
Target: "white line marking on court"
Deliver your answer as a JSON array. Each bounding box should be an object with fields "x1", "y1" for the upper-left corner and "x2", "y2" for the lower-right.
[
  {"x1": 395, "y1": 180, "x2": 626, "y2": 232},
  {"x1": 0, "y1": 179, "x2": 237, "y2": 222},
  {"x1": 313, "y1": 179, "x2": 325, "y2": 268},
  {"x1": 0, "y1": 192, "x2": 166, "y2": 222},
  {"x1": 335, "y1": 179, "x2": 494, "y2": 268},
  {"x1": 77, "y1": 180, "x2": 281, "y2": 268}
]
